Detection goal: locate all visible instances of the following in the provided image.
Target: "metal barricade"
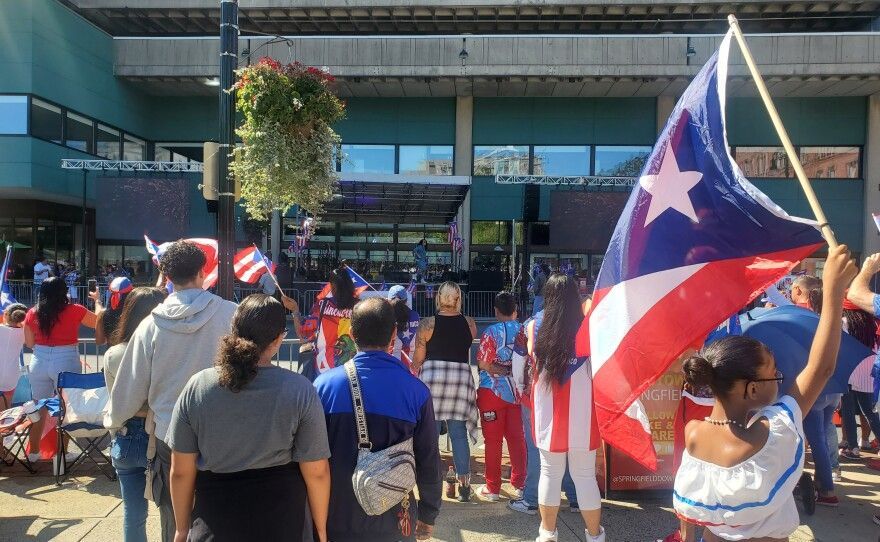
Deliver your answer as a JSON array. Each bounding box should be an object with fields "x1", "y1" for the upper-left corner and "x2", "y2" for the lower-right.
[{"x1": 76, "y1": 338, "x2": 106, "y2": 374}]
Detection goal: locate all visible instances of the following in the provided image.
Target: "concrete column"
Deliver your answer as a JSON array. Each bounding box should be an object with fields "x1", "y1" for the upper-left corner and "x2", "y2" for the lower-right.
[
  {"x1": 455, "y1": 96, "x2": 474, "y2": 272},
  {"x1": 864, "y1": 93, "x2": 880, "y2": 257},
  {"x1": 657, "y1": 95, "x2": 676, "y2": 134},
  {"x1": 270, "y1": 209, "x2": 282, "y2": 264}
]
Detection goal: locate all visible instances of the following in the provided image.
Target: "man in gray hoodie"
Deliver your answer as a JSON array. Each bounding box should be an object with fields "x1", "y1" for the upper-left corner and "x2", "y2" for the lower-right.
[{"x1": 105, "y1": 240, "x2": 236, "y2": 542}]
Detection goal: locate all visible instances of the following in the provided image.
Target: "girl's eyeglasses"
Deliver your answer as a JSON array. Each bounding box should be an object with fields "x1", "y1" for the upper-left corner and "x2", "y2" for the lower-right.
[{"x1": 744, "y1": 370, "x2": 784, "y2": 398}]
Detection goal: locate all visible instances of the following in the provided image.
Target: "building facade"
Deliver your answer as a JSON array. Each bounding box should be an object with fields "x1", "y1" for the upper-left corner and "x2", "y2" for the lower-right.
[{"x1": 1, "y1": 0, "x2": 879, "y2": 288}]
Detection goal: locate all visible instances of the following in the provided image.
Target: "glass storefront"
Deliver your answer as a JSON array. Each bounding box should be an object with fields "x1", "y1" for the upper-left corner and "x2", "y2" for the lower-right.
[
  {"x1": 533, "y1": 146, "x2": 590, "y2": 176},
  {"x1": 399, "y1": 145, "x2": 454, "y2": 175},
  {"x1": 340, "y1": 144, "x2": 395, "y2": 173},
  {"x1": 0, "y1": 96, "x2": 27, "y2": 134},
  {"x1": 594, "y1": 145, "x2": 652, "y2": 176},
  {"x1": 473, "y1": 146, "x2": 530, "y2": 175},
  {"x1": 733, "y1": 146, "x2": 789, "y2": 178}
]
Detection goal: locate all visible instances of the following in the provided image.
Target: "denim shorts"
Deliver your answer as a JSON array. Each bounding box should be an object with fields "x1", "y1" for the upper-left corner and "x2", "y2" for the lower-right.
[{"x1": 28, "y1": 345, "x2": 80, "y2": 400}]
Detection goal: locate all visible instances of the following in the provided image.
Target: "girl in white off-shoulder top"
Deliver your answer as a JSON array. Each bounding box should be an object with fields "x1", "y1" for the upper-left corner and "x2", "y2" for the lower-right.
[{"x1": 673, "y1": 245, "x2": 857, "y2": 542}]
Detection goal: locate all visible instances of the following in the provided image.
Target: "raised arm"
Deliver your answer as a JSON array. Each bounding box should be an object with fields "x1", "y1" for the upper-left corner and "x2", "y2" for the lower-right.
[
  {"x1": 789, "y1": 245, "x2": 857, "y2": 415},
  {"x1": 847, "y1": 253, "x2": 880, "y2": 315},
  {"x1": 411, "y1": 317, "x2": 434, "y2": 373},
  {"x1": 80, "y1": 290, "x2": 104, "y2": 330}
]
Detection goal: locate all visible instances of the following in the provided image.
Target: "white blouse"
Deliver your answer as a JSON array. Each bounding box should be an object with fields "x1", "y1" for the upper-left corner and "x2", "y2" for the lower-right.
[{"x1": 673, "y1": 395, "x2": 804, "y2": 541}]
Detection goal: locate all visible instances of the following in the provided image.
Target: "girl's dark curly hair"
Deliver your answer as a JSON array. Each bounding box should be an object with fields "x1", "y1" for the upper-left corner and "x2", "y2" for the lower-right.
[{"x1": 216, "y1": 294, "x2": 287, "y2": 392}]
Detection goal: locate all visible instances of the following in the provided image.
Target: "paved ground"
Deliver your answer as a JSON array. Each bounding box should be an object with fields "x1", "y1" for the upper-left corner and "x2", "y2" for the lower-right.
[{"x1": 1, "y1": 444, "x2": 879, "y2": 542}]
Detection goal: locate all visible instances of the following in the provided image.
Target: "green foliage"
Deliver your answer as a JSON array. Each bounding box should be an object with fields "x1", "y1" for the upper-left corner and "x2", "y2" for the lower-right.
[{"x1": 230, "y1": 58, "x2": 345, "y2": 220}]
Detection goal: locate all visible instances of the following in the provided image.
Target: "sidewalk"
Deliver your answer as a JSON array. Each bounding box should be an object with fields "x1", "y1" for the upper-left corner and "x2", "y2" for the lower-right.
[{"x1": 1, "y1": 448, "x2": 878, "y2": 541}]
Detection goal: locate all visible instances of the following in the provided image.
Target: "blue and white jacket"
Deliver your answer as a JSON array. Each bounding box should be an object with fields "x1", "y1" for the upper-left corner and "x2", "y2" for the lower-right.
[{"x1": 314, "y1": 350, "x2": 443, "y2": 542}]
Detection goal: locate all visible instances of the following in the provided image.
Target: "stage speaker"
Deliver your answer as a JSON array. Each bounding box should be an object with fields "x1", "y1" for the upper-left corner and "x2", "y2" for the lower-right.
[
  {"x1": 523, "y1": 185, "x2": 540, "y2": 222},
  {"x1": 383, "y1": 271, "x2": 411, "y2": 284},
  {"x1": 469, "y1": 270, "x2": 504, "y2": 291}
]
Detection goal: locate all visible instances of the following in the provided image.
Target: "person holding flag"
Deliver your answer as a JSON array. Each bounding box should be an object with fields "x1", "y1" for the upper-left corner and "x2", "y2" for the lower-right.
[
  {"x1": 299, "y1": 266, "x2": 360, "y2": 378},
  {"x1": 674, "y1": 246, "x2": 856, "y2": 540}
]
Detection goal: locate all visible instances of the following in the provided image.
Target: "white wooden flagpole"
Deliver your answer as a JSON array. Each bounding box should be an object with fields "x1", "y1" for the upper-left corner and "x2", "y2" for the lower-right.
[{"x1": 727, "y1": 14, "x2": 838, "y2": 249}]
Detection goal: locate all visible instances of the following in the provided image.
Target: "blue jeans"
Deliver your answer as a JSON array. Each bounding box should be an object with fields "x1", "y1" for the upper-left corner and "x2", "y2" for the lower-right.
[
  {"x1": 842, "y1": 388, "x2": 880, "y2": 447},
  {"x1": 437, "y1": 419, "x2": 471, "y2": 477},
  {"x1": 825, "y1": 411, "x2": 840, "y2": 470},
  {"x1": 804, "y1": 395, "x2": 838, "y2": 492},
  {"x1": 111, "y1": 418, "x2": 149, "y2": 542},
  {"x1": 521, "y1": 405, "x2": 576, "y2": 507}
]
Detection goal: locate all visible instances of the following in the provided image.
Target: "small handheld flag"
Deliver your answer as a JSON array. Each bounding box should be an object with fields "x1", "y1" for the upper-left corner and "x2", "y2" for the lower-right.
[
  {"x1": 316, "y1": 266, "x2": 372, "y2": 300},
  {"x1": 0, "y1": 244, "x2": 16, "y2": 310},
  {"x1": 233, "y1": 246, "x2": 271, "y2": 284}
]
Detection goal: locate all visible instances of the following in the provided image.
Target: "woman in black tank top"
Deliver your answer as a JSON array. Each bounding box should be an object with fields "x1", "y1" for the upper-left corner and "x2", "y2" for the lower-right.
[{"x1": 412, "y1": 282, "x2": 478, "y2": 501}]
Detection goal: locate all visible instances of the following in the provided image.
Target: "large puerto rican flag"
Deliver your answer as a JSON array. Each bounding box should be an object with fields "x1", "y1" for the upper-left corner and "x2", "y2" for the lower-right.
[{"x1": 578, "y1": 30, "x2": 824, "y2": 470}]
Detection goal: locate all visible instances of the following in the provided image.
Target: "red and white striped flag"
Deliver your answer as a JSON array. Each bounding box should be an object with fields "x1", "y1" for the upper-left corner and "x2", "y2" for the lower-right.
[{"x1": 233, "y1": 246, "x2": 271, "y2": 284}]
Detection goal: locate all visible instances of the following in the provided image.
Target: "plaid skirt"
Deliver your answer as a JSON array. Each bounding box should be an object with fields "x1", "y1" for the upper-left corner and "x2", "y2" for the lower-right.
[{"x1": 419, "y1": 360, "x2": 479, "y2": 443}]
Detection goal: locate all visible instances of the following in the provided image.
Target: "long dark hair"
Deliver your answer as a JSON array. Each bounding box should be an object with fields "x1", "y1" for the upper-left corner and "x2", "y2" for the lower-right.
[
  {"x1": 844, "y1": 307, "x2": 877, "y2": 349},
  {"x1": 111, "y1": 287, "x2": 167, "y2": 346},
  {"x1": 390, "y1": 298, "x2": 411, "y2": 334},
  {"x1": 329, "y1": 266, "x2": 357, "y2": 310},
  {"x1": 216, "y1": 294, "x2": 286, "y2": 392},
  {"x1": 534, "y1": 274, "x2": 584, "y2": 385},
  {"x1": 35, "y1": 277, "x2": 70, "y2": 337}
]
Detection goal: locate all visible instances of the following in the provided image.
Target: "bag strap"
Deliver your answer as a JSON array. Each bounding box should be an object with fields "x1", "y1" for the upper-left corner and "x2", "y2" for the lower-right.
[{"x1": 344, "y1": 361, "x2": 372, "y2": 450}]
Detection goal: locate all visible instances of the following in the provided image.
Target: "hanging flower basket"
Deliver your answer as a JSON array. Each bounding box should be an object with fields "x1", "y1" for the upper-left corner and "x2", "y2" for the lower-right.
[{"x1": 231, "y1": 57, "x2": 345, "y2": 220}]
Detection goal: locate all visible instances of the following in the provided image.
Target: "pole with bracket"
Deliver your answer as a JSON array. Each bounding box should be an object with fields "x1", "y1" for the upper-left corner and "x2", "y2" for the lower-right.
[
  {"x1": 727, "y1": 14, "x2": 838, "y2": 249},
  {"x1": 218, "y1": 0, "x2": 239, "y2": 300},
  {"x1": 80, "y1": 168, "x2": 88, "y2": 283}
]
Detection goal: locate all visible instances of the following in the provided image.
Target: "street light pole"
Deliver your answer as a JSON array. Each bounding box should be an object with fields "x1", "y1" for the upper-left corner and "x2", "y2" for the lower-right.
[
  {"x1": 80, "y1": 168, "x2": 87, "y2": 283},
  {"x1": 217, "y1": 0, "x2": 238, "y2": 300}
]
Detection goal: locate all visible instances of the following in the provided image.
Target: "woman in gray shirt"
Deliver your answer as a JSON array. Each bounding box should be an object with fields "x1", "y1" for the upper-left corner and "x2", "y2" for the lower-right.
[{"x1": 168, "y1": 294, "x2": 331, "y2": 542}]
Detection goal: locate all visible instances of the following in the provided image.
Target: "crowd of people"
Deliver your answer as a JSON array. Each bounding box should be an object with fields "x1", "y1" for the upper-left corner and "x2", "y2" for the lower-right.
[{"x1": 3, "y1": 239, "x2": 880, "y2": 542}]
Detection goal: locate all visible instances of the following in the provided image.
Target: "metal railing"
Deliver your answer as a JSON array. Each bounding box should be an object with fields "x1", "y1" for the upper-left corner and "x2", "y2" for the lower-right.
[
  {"x1": 68, "y1": 337, "x2": 482, "y2": 375},
  {"x1": 9, "y1": 280, "x2": 500, "y2": 321}
]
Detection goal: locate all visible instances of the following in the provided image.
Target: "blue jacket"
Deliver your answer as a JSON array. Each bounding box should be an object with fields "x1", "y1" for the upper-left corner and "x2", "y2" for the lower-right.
[{"x1": 314, "y1": 350, "x2": 442, "y2": 542}]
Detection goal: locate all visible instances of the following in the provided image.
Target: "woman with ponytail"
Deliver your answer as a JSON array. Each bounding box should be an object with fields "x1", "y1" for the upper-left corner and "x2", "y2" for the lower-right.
[
  {"x1": 674, "y1": 245, "x2": 857, "y2": 541},
  {"x1": 167, "y1": 294, "x2": 331, "y2": 542}
]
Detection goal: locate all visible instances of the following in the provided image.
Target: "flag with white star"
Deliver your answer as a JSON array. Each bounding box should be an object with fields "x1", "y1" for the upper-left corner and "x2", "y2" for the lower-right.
[{"x1": 578, "y1": 29, "x2": 824, "y2": 470}]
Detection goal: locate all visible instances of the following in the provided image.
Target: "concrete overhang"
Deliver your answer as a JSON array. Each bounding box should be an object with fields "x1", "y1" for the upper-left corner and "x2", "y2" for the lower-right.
[
  {"x1": 64, "y1": 1, "x2": 880, "y2": 35},
  {"x1": 114, "y1": 33, "x2": 880, "y2": 97}
]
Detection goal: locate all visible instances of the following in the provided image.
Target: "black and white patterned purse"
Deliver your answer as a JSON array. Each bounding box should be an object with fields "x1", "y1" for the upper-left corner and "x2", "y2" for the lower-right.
[{"x1": 344, "y1": 361, "x2": 417, "y2": 516}]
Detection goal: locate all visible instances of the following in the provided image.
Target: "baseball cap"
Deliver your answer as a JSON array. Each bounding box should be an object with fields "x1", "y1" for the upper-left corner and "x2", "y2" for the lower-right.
[{"x1": 388, "y1": 285, "x2": 408, "y2": 300}]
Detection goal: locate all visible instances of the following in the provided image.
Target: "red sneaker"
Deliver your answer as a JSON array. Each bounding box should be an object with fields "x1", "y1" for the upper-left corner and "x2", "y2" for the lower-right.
[
  {"x1": 867, "y1": 458, "x2": 880, "y2": 471},
  {"x1": 815, "y1": 495, "x2": 839, "y2": 507}
]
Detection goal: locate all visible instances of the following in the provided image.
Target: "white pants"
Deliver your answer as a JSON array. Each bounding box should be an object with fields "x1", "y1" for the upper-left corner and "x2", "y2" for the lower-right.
[{"x1": 538, "y1": 448, "x2": 601, "y2": 510}]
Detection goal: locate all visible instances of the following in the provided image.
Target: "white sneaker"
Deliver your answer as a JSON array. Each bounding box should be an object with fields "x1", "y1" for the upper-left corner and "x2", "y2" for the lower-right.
[
  {"x1": 510, "y1": 487, "x2": 524, "y2": 501},
  {"x1": 507, "y1": 499, "x2": 537, "y2": 515},
  {"x1": 535, "y1": 527, "x2": 557, "y2": 542},
  {"x1": 586, "y1": 527, "x2": 606, "y2": 542},
  {"x1": 477, "y1": 485, "x2": 499, "y2": 502}
]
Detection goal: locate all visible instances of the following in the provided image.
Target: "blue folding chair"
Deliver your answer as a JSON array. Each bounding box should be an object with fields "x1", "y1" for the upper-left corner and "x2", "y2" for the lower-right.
[{"x1": 53, "y1": 371, "x2": 115, "y2": 485}]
